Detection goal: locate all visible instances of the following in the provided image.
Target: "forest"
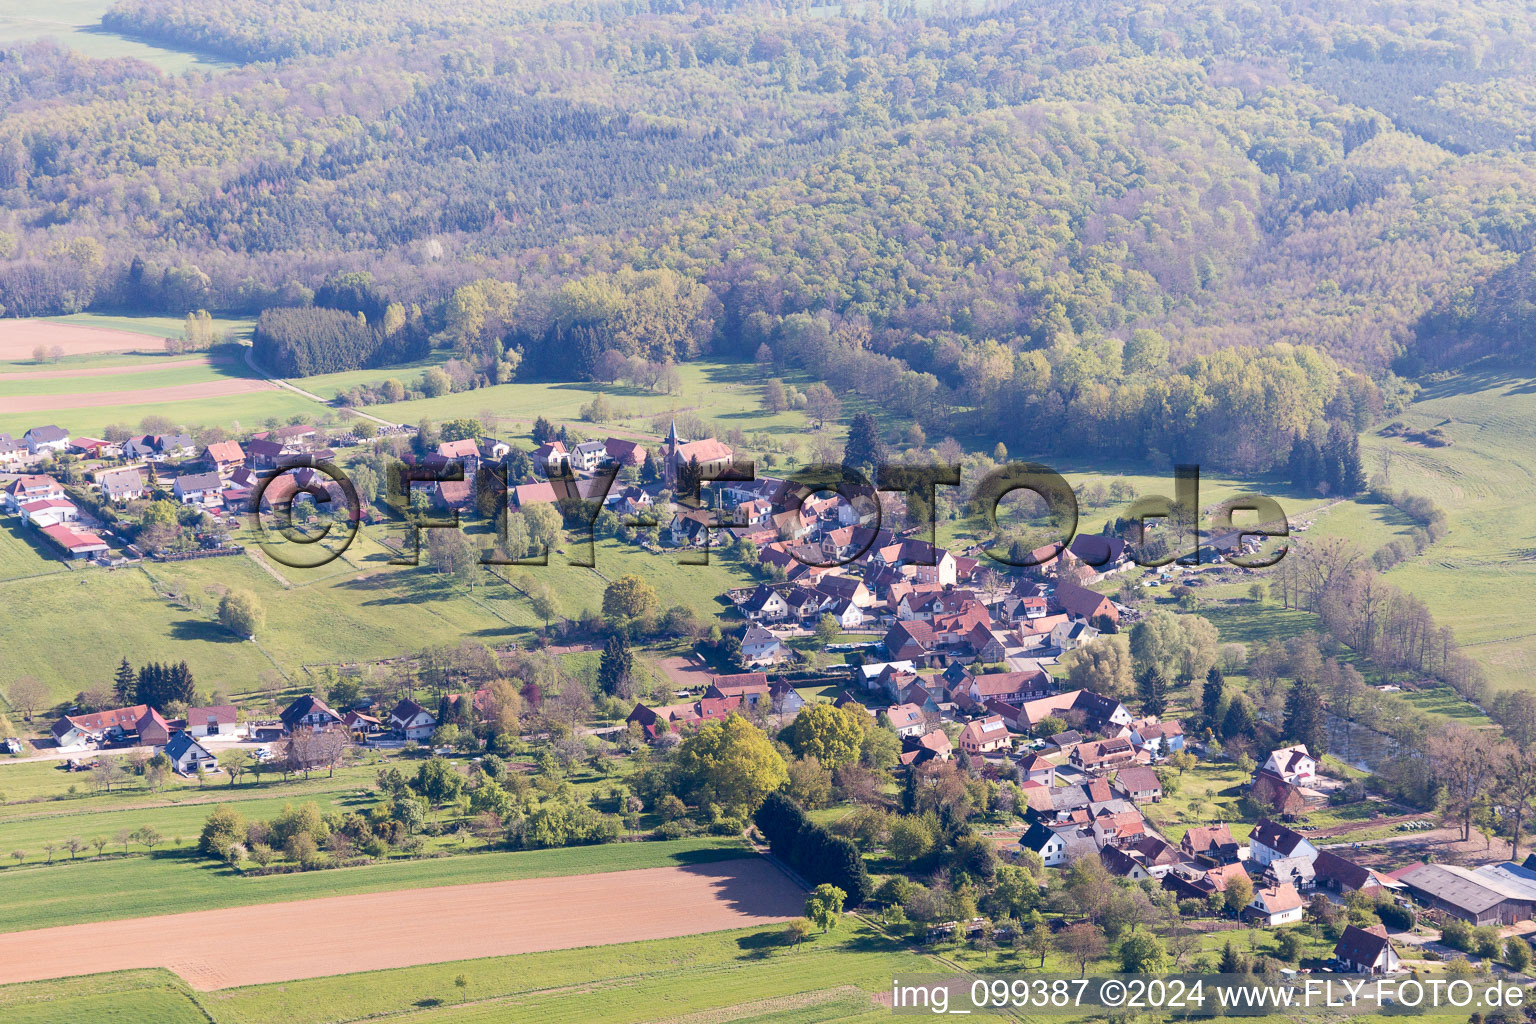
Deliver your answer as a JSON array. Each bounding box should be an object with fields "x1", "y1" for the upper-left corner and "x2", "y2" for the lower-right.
[{"x1": 5, "y1": 0, "x2": 1536, "y2": 471}]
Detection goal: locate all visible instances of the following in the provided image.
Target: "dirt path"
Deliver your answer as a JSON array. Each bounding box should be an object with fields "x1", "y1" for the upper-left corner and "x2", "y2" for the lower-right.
[
  {"x1": 0, "y1": 858, "x2": 803, "y2": 990},
  {"x1": 244, "y1": 347, "x2": 402, "y2": 429}
]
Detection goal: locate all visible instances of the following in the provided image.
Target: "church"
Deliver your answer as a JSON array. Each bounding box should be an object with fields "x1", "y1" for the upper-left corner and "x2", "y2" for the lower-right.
[{"x1": 660, "y1": 421, "x2": 734, "y2": 489}]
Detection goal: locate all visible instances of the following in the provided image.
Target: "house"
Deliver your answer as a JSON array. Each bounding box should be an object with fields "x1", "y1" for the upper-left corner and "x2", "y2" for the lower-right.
[
  {"x1": 817, "y1": 575, "x2": 875, "y2": 609},
  {"x1": 604, "y1": 437, "x2": 648, "y2": 468},
  {"x1": 157, "y1": 433, "x2": 195, "y2": 458},
  {"x1": 267, "y1": 424, "x2": 316, "y2": 447},
  {"x1": 742, "y1": 585, "x2": 791, "y2": 623},
  {"x1": 1334, "y1": 924, "x2": 1402, "y2": 974},
  {"x1": 98, "y1": 467, "x2": 146, "y2": 503},
  {"x1": 21, "y1": 498, "x2": 79, "y2": 529},
  {"x1": 1245, "y1": 882, "x2": 1305, "y2": 926},
  {"x1": 1313, "y1": 850, "x2": 1394, "y2": 895},
  {"x1": 1249, "y1": 817, "x2": 1319, "y2": 867},
  {"x1": 533, "y1": 440, "x2": 569, "y2": 475},
  {"x1": 1164, "y1": 860, "x2": 1252, "y2": 901},
  {"x1": 1249, "y1": 769, "x2": 1311, "y2": 816},
  {"x1": 1262, "y1": 744, "x2": 1317, "y2": 784},
  {"x1": 22, "y1": 425, "x2": 69, "y2": 455},
  {"x1": 40, "y1": 523, "x2": 108, "y2": 560},
  {"x1": 163, "y1": 731, "x2": 218, "y2": 775},
  {"x1": 1050, "y1": 619, "x2": 1099, "y2": 651},
  {"x1": 707, "y1": 672, "x2": 772, "y2": 704},
  {"x1": 569, "y1": 440, "x2": 608, "y2": 473},
  {"x1": 279, "y1": 695, "x2": 343, "y2": 732},
  {"x1": 770, "y1": 682, "x2": 805, "y2": 716},
  {"x1": 436, "y1": 437, "x2": 482, "y2": 469},
  {"x1": 741, "y1": 624, "x2": 784, "y2": 665},
  {"x1": 1133, "y1": 719, "x2": 1185, "y2": 754},
  {"x1": 883, "y1": 619, "x2": 937, "y2": 661},
  {"x1": 1181, "y1": 823, "x2": 1239, "y2": 864},
  {"x1": 1100, "y1": 845, "x2": 1153, "y2": 881},
  {"x1": 669, "y1": 507, "x2": 715, "y2": 547},
  {"x1": 390, "y1": 698, "x2": 438, "y2": 742},
  {"x1": 1069, "y1": 533, "x2": 1129, "y2": 572},
  {"x1": 49, "y1": 704, "x2": 157, "y2": 749},
  {"x1": 1018, "y1": 752, "x2": 1056, "y2": 786},
  {"x1": 184, "y1": 705, "x2": 242, "y2": 738},
  {"x1": 1013, "y1": 689, "x2": 1132, "y2": 733},
  {"x1": 1264, "y1": 855, "x2": 1317, "y2": 890},
  {"x1": 958, "y1": 715, "x2": 1011, "y2": 756},
  {"x1": 343, "y1": 710, "x2": 383, "y2": 735},
  {"x1": 1114, "y1": 765, "x2": 1163, "y2": 804},
  {"x1": 173, "y1": 471, "x2": 224, "y2": 505},
  {"x1": 1044, "y1": 730, "x2": 1083, "y2": 755},
  {"x1": 885, "y1": 703, "x2": 928, "y2": 738},
  {"x1": 4, "y1": 474, "x2": 65, "y2": 511},
  {"x1": 245, "y1": 438, "x2": 293, "y2": 469},
  {"x1": 899, "y1": 728, "x2": 953, "y2": 765},
  {"x1": 204, "y1": 441, "x2": 246, "y2": 474},
  {"x1": 1071, "y1": 737, "x2": 1136, "y2": 773},
  {"x1": 1052, "y1": 579, "x2": 1119, "y2": 625},
  {"x1": 1019, "y1": 821, "x2": 1098, "y2": 867},
  {"x1": 510, "y1": 481, "x2": 559, "y2": 508},
  {"x1": 963, "y1": 668, "x2": 1053, "y2": 708},
  {"x1": 69, "y1": 436, "x2": 118, "y2": 458}
]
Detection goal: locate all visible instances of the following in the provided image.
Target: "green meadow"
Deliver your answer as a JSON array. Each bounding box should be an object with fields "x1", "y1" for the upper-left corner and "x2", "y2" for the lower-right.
[{"x1": 1351, "y1": 371, "x2": 1536, "y2": 693}]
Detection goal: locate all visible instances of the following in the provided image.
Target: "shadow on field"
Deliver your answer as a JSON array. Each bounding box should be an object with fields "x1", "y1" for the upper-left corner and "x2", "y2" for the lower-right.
[{"x1": 171, "y1": 620, "x2": 242, "y2": 643}]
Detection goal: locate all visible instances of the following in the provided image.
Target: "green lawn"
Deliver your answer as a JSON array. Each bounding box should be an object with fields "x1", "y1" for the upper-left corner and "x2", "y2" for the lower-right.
[
  {"x1": 1142, "y1": 761, "x2": 1250, "y2": 843},
  {"x1": 0, "y1": 837, "x2": 751, "y2": 935},
  {"x1": 0, "y1": 357, "x2": 255, "y2": 398},
  {"x1": 0, "y1": 520, "x2": 67, "y2": 583},
  {"x1": 0, "y1": 970, "x2": 208, "y2": 1024}
]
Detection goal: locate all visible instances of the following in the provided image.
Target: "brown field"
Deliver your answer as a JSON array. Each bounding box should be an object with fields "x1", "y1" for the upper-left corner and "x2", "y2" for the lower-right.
[
  {"x1": 0, "y1": 320, "x2": 164, "y2": 360},
  {"x1": 0, "y1": 859, "x2": 804, "y2": 991},
  {"x1": 0, "y1": 355, "x2": 214, "y2": 379},
  {"x1": 4, "y1": 377, "x2": 276, "y2": 412}
]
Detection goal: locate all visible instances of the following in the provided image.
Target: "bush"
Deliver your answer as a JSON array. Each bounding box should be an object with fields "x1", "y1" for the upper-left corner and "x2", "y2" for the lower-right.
[
  {"x1": 654, "y1": 820, "x2": 688, "y2": 840},
  {"x1": 1376, "y1": 902, "x2": 1415, "y2": 931}
]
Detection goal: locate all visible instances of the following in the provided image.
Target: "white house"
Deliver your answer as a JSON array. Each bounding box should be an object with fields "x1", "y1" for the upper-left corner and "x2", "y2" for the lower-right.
[
  {"x1": 885, "y1": 703, "x2": 927, "y2": 738},
  {"x1": 163, "y1": 732, "x2": 218, "y2": 775},
  {"x1": 741, "y1": 624, "x2": 784, "y2": 665},
  {"x1": 570, "y1": 440, "x2": 608, "y2": 472},
  {"x1": 389, "y1": 698, "x2": 437, "y2": 742},
  {"x1": 1262, "y1": 744, "x2": 1317, "y2": 784},
  {"x1": 173, "y1": 471, "x2": 224, "y2": 505},
  {"x1": 1248, "y1": 817, "x2": 1319, "y2": 868},
  {"x1": 741, "y1": 586, "x2": 791, "y2": 623},
  {"x1": 1247, "y1": 882, "x2": 1305, "y2": 926},
  {"x1": 1050, "y1": 619, "x2": 1099, "y2": 651},
  {"x1": 22, "y1": 425, "x2": 69, "y2": 455},
  {"x1": 98, "y1": 467, "x2": 146, "y2": 503},
  {"x1": 3, "y1": 474, "x2": 64, "y2": 512},
  {"x1": 1334, "y1": 924, "x2": 1402, "y2": 974},
  {"x1": 184, "y1": 705, "x2": 244, "y2": 738},
  {"x1": 20, "y1": 498, "x2": 78, "y2": 529}
]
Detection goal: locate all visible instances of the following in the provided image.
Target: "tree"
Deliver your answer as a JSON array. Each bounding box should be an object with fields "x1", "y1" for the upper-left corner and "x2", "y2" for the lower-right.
[
  {"x1": 528, "y1": 583, "x2": 561, "y2": 633},
  {"x1": 784, "y1": 703, "x2": 865, "y2": 770},
  {"x1": 813, "y1": 614, "x2": 841, "y2": 646},
  {"x1": 1499, "y1": 746, "x2": 1536, "y2": 860},
  {"x1": 413, "y1": 757, "x2": 464, "y2": 807},
  {"x1": 598, "y1": 631, "x2": 634, "y2": 697},
  {"x1": 1223, "y1": 874, "x2": 1254, "y2": 915},
  {"x1": 135, "y1": 827, "x2": 163, "y2": 852},
  {"x1": 1063, "y1": 634, "x2": 1134, "y2": 698},
  {"x1": 113, "y1": 658, "x2": 137, "y2": 705},
  {"x1": 1119, "y1": 932, "x2": 1168, "y2": 973},
  {"x1": 602, "y1": 574, "x2": 659, "y2": 624},
  {"x1": 1282, "y1": 680, "x2": 1326, "y2": 754},
  {"x1": 805, "y1": 883, "x2": 846, "y2": 931},
  {"x1": 804, "y1": 383, "x2": 841, "y2": 429},
  {"x1": 842, "y1": 412, "x2": 887, "y2": 476},
  {"x1": 1055, "y1": 923, "x2": 1107, "y2": 977},
  {"x1": 673, "y1": 713, "x2": 787, "y2": 814},
  {"x1": 217, "y1": 589, "x2": 265, "y2": 637},
  {"x1": 786, "y1": 756, "x2": 833, "y2": 809},
  {"x1": 427, "y1": 528, "x2": 478, "y2": 582},
  {"x1": 6, "y1": 676, "x2": 46, "y2": 721},
  {"x1": 218, "y1": 749, "x2": 249, "y2": 786},
  {"x1": 886, "y1": 815, "x2": 935, "y2": 863},
  {"x1": 785, "y1": 918, "x2": 814, "y2": 948},
  {"x1": 988, "y1": 865, "x2": 1040, "y2": 919},
  {"x1": 199, "y1": 805, "x2": 246, "y2": 858},
  {"x1": 1027, "y1": 919, "x2": 1052, "y2": 967},
  {"x1": 1432, "y1": 724, "x2": 1506, "y2": 842}
]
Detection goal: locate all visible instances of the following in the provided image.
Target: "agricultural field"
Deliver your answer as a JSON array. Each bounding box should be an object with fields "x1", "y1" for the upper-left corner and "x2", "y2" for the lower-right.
[
  {"x1": 0, "y1": 835, "x2": 750, "y2": 935},
  {"x1": 0, "y1": 920, "x2": 926, "y2": 1024}
]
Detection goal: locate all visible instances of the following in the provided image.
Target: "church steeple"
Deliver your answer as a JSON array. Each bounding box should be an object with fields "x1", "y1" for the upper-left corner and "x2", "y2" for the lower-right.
[{"x1": 666, "y1": 419, "x2": 679, "y2": 446}]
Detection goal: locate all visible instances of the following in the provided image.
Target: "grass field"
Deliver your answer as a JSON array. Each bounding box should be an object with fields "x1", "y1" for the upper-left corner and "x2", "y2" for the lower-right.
[
  {"x1": 1346, "y1": 371, "x2": 1536, "y2": 693},
  {"x1": 0, "y1": 836, "x2": 750, "y2": 935}
]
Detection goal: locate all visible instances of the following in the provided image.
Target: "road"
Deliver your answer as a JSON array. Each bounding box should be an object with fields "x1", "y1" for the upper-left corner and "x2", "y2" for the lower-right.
[{"x1": 243, "y1": 347, "x2": 402, "y2": 429}]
